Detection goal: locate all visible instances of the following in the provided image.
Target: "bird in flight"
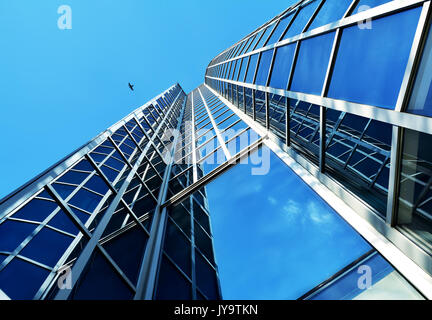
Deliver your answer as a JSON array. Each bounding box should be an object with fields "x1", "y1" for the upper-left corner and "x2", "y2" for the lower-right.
[{"x1": 128, "y1": 82, "x2": 134, "y2": 91}]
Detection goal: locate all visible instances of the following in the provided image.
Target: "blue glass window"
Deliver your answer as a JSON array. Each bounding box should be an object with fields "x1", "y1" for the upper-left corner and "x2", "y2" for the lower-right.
[
  {"x1": 254, "y1": 26, "x2": 274, "y2": 49},
  {"x1": 406, "y1": 20, "x2": 432, "y2": 117},
  {"x1": 352, "y1": 0, "x2": 393, "y2": 15},
  {"x1": 308, "y1": 252, "x2": 423, "y2": 300},
  {"x1": 84, "y1": 174, "x2": 109, "y2": 195},
  {"x1": 57, "y1": 170, "x2": 89, "y2": 185},
  {"x1": 103, "y1": 226, "x2": 148, "y2": 285},
  {"x1": 206, "y1": 146, "x2": 372, "y2": 299},
  {"x1": 283, "y1": 0, "x2": 321, "y2": 40},
  {"x1": 254, "y1": 50, "x2": 274, "y2": 86},
  {"x1": 71, "y1": 250, "x2": 133, "y2": 300},
  {"x1": 163, "y1": 219, "x2": 191, "y2": 276},
  {"x1": 0, "y1": 220, "x2": 37, "y2": 252},
  {"x1": 48, "y1": 209, "x2": 80, "y2": 235},
  {"x1": 265, "y1": 13, "x2": 294, "y2": 46},
  {"x1": 20, "y1": 228, "x2": 73, "y2": 267},
  {"x1": 155, "y1": 256, "x2": 192, "y2": 300},
  {"x1": 68, "y1": 188, "x2": 102, "y2": 213},
  {"x1": 12, "y1": 198, "x2": 58, "y2": 222},
  {"x1": 328, "y1": 7, "x2": 421, "y2": 109},
  {"x1": 0, "y1": 258, "x2": 50, "y2": 299},
  {"x1": 236, "y1": 57, "x2": 248, "y2": 82},
  {"x1": 291, "y1": 32, "x2": 335, "y2": 95},
  {"x1": 195, "y1": 250, "x2": 219, "y2": 299},
  {"x1": 52, "y1": 183, "x2": 76, "y2": 200},
  {"x1": 244, "y1": 54, "x2": 258, "y2": 83},
  {"x1": 269, "y1": 43, "x2": 296, "y2": 90},
  {"x1": 307, "y1": 0, "x2": 352, "y2": 31}
]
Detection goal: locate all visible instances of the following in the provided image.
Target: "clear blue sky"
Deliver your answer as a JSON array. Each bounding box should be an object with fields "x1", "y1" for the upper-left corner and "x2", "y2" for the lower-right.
[{"x1": 0, "y1": 0, "x2": 293, "y2": 199}]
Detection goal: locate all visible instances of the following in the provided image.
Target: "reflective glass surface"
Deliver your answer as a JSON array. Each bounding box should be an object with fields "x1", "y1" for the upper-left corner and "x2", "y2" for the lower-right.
[
  {"x1": 291, "y1": 32, "x2": 335, "y2": 95},
  {"x1": 328, "y1": 7, "x2": 421, "y2": 109},
  {"x1": 406, "y1": 20, "x2": 432, "y2": 117},
  {"x1": 206, "y1": 146, "x2": 371, "y2": 299}
]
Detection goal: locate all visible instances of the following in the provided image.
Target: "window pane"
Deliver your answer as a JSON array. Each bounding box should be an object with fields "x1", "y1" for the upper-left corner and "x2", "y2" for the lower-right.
[
  {"x1": 398, "y1": 129, "x2": 432, "y2": 248},
  {"x1": 70, "y1": 250, "x2": 133, "y2": 300},
  {"x1": 103, "y1": 225, "x2": 148, "y2": 285},
  {"x1": 269, "y1": 43, "x2": 296, "y2": 90},
  {"x1": 0, "y1": 258, "x2": 50, "y2": 299},
  {"x1": 328, "y1": 7, "x2": 421, "y2": 109},
  {"x1": 291, "y1": 32, "x2": 335, "y2": 95},
  {"x1": 254, "y1": 50, "x2": 273, "y2": 86},
  {"x1": 12, "y1": 198, "x2": 58, "y2": 222},
  {"x1": 155, "y1": 256, "x2": 192, "y2": 300},
  {"x1": 283, "y1": 0, "x2": 321, "y2": 40},
  {"x1": 265, "y1": 13, "x2": 294, "y2": 46},
  {"x1": 244, "y1": 54, "x2": 259, "y2": 84},
  {"x1": 236, "y1": 57, "x2": 248, "y2": 82},
  {"x1": 406, "y1": 20, "x2": 432, "y2": 117},
  {"x1": 307, "y1": 0, "x2": 352, "y2": 31},
  {"x1": 20, "y1": 227, "x2": 73, "y2": 267},
  {"x1": 308, "y1": 252, "x2": 423, "y2": 300},
  {"x1": 351, "y1": 0, "x2": 394, "y2": 15},
  {"x1": 206, "y1": 146, "x2": 372, "y2": 299}
]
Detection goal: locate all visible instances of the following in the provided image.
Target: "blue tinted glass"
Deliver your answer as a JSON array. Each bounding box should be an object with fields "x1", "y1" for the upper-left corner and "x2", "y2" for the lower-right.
[
  {"x1": 71, "y1": 251, "x2": 133, "y2": 300},
  {"x1": 254, "y1": 26, "x2": 274, "y2": 49},
  {"x1": 195, "y1": 250, "x2": 219, "y2": 299},
  {"x1": 0, "y1": 258, "x2": 49, "y2": 299},
  {"x1": 245, "y1": 54, "x2": 259, "y2": 83},
  {"x1": 103, "y1": 226, "x2": 148, "y2": 285},
  {"x1": 352, "y1": 0, "x2": 393, "y2": 14},
  {"x1": 245, "y1": 33, "x2": 260, "y2": 54},
  {"x1": 20, "y1": 228, "x2": 73, "y2": 267},
  {"x1": 52, "y1": 183, "x2": 76, "y2": 200},
  {"x1": 72, "y1": 159, "x2": 94, "y2": 172},
  {"x1": 230, "y1": 60, "x2": 238, "y2": 80},
  {"x1": 207, "y1": 147, "x2": 371, "y2": 299},
  {"x1": 84, "y1": 175, "x2": 109, "y2": 195},
  {"x1": 328, "y1": 7, "x2": 421, "y2": 109},
  {"x1": 57, "y1": 170, "x2": 89, "y2": 185},
  {"x1": 265, "y1": 13, "x2": 294, "y2": 46},
  {"x1": 155, "y1": 256, "x2": 192, "y2": 300},
  {"x1": 101, "y1": 165, "x2": 119, "y2": 182},
  {"x1": 283, "y1": 0, "x2": 321, "y2": 39},
  {"x1": 269, "y1": 43, "x2": 296, "y2": 89},
  {"x1": 202, "y1": 148, "x2": 226, "y2": 174},
  {"x1": 68, "y1": 188, "x2": 102, "y2": 213},
  {"x1": 407, "y1": 21, "x2": 432, "y2": 117},
  {"x1": 308, "y1": 0, "x2": 352, "y2": 30},
  {"x1": 48, "y1": 209, "x2": 79, "y2": 235},
  {"x1": 0, "y1": 220, "x2": 38, "y2": 252},
  {"x1": 309, "y1": 253, "x2": 422, "y2": 300},
  {"x1": 237, "y1": 58, "x2": 248, "y2": 82},
  {"x1": 12, "y1": 198, "x2": 58, "y2": 222},
  {"x1": 163, "y1": 219, "x2": 191, "y2": 276},
  {"x1": 291, "y1": 32, "x2": 335, "y2": 95},
  {"x1": 255, "y1": 50, "x2": 274, "y2": 86}
]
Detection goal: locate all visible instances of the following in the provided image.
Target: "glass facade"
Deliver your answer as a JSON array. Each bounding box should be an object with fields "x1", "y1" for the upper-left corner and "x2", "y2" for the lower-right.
[{"x1": 2, "y1": 0, "x2": 432, "y2": 300}]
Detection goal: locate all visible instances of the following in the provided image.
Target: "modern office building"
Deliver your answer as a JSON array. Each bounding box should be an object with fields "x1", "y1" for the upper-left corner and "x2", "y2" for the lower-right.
[{"x1": 1, "y1": 0, "x2": 432, "y2": 300}]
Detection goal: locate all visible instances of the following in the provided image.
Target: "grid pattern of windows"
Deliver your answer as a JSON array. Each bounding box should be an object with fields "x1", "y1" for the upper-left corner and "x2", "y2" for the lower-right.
[
  {"x1": 204, "y1": 0, "x2": 432, "y2": 299},
  {"x1": 0, "y1": 84, "x2": 186, "y2": 300}
]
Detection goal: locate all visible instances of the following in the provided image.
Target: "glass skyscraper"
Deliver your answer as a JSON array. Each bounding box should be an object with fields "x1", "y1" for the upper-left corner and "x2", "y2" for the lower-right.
[{"x1": 2, "y1": 0, "x2": 432, "y2": 300}]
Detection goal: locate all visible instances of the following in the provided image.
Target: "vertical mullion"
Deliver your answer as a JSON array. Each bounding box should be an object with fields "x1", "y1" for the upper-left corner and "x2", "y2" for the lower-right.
[
  {"x1": 134, "y1": 95, "x2": 186, "y2": 300},
  {"x1": 197, "y1": 88, "x2": 232, "y2": 160},
  {"x1": 191, "y1": 92, "x2": 199, "y2": 183},
  {"x1": 319, "y1": 28, "x2": 341, "y2": 173}
]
